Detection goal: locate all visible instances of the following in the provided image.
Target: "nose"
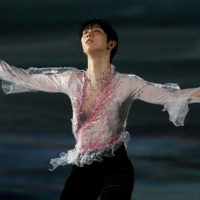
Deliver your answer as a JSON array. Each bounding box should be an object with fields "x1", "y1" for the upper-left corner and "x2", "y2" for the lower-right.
[{"x1": 86, "y1": 29, "x2": 93, "y2": 37}]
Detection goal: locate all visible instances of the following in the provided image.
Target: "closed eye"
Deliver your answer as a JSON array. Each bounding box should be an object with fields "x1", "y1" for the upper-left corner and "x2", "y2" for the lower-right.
[
  {"x1": 83, "y1": 30, "x2": 88, "y2": 34},
  {"x1": 93, "y1": 28, "x2": 101, "y2": 32}
]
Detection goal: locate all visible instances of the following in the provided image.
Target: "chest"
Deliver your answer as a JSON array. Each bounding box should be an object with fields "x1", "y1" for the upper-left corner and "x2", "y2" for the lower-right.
[
  {"x1": 78, "y1": 81, "x2": 120, "y2": 123},
  {"x1": 70, "y1": 72, "x2": 125, "y2": 121},
  {"x1": 81, "y1": 86, "x2": 102, "y2": 119}
]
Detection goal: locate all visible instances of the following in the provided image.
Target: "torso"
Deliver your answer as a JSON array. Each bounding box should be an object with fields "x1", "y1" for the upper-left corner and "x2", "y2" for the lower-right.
[
  {"x1": 80, "y1": 84, "x2": 102, "y2": 121},
  {"x1": 78, "y1": 68, "x2": 116, "y2": 123}
]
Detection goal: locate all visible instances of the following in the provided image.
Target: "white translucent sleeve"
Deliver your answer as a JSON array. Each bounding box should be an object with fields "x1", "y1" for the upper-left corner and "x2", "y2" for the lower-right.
[
  {"x1": 0, "y1": 60, "x2": 77, "y2": 95},
  {"x1": 125, "y1": 74, "x2": 200, "y2": 126}
]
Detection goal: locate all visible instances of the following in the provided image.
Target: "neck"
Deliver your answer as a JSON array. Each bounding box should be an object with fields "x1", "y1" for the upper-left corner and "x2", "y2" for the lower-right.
[
  {"x1": 87, "y1": 54, "x2": 111, "y2": 77},
  {"x1": 86, "y1": 55, "x2": 112, "y2": 90}
]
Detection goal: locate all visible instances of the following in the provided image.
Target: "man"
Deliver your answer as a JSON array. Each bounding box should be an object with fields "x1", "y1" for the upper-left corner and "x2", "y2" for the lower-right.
[{"x1": 0, "y1": 17, "x2": 200, "y2": 200}]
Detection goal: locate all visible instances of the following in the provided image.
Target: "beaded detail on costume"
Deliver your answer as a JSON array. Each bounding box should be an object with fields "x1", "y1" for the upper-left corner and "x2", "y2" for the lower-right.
[
  {"x1": 72, "y1": 66, "x2": 121, "y2": 149},
  {"x1": 1, "y1": 59, "x2": 200, "y2": 170},
  {"x1": 49, "y1": 66, "x2": 131, "y2": 170}
]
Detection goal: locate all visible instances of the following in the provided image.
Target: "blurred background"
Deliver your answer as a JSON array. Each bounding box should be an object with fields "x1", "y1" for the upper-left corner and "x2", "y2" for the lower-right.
[{"x1": 0, "y1": 0, "x2": 200, "y2": 199}]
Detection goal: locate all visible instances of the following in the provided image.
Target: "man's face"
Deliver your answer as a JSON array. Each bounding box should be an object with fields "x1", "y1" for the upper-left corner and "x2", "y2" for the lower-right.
[{"x1": 81, "y1": 24, "x2": 108, "y2": 55}]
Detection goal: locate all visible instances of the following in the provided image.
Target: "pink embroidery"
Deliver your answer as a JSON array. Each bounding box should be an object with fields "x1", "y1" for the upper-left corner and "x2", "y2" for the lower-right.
[{"x1": 73, "y1": 66, "x2": 121, "y2": 151}]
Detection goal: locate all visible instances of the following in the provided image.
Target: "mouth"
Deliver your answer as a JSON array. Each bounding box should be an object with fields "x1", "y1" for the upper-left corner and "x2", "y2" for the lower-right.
[{"x1": 85, "y1": 39, "x2": 93, "y2": 44}]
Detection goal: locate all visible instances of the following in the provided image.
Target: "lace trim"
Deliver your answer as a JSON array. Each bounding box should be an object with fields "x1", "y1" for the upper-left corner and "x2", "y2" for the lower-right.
[
  {"x1": 147, "y1": 79, "x2": 189, "y2": 126},
  {"x1": 49, "y1": 131, "x2": 130, "y2": 171},
  {"x1": 162, "y1": 99, "x2": 189, "y2": 126},
  {"x1": 131, "y1": 74, "x2": 199, "y2": 126}
]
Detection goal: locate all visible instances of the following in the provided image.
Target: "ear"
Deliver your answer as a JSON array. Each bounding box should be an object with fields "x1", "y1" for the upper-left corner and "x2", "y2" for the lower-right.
[{"x1": 107, "y1": 41, "x2": 116, "y2": 50}]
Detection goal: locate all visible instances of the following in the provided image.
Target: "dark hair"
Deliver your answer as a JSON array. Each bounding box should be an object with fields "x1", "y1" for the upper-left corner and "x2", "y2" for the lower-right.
[{"x1": 79, "y1": 17, "x2": 118, "y2": 63}]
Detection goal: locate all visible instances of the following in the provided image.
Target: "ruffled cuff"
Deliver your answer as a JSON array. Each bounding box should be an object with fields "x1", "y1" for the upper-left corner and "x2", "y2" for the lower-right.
[
  {"x1": 1, "y1": 70, "x2": 36, "y2": 94},
  {"x1": 163, "y1": 91, "x2": 200, "y2": 126},
  {"x1": 163, "y1": 99, "x2": 189, "y2": 126},
  {"x1": 148, "y1": 81, "x2": 200, "y2": 126},
  {"x1": 2, "y1": 80, "x2": 36, "y2": 94}
]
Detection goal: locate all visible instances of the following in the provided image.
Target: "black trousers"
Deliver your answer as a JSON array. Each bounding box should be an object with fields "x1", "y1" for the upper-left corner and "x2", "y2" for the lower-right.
[{"x1": 60, "y1": 144, "x2": 134, "y2": 200}]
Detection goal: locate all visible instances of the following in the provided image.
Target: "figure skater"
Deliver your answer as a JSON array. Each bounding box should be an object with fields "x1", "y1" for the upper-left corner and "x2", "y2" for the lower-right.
[{"x1": 0, "y1": 17, "x2": 200, "y2": 200}]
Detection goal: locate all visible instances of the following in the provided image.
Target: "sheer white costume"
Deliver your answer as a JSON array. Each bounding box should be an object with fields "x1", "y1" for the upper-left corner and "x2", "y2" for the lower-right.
[{"x1": 0, "y1": 60, "x2": 200, "y2": 170}]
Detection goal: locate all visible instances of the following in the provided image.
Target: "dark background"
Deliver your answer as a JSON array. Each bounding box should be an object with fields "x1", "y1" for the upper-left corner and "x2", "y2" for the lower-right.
[{"x1": 0, "y1": 1, "x2": 200, "y2": 199}]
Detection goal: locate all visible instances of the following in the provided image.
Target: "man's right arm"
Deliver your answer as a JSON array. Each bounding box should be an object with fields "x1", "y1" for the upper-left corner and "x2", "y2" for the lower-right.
[{"x1": 0, "y1": 60, "x2": 75, "y2": 94}]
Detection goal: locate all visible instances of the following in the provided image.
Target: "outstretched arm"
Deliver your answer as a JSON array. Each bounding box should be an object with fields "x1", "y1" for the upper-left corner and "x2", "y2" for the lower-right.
[
  {"x1": 124, "y1": 74, "x2": 200, "y2": 126},
  {"x1": 0, "y1": 60, "x2": 76, "y2": 94}
]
